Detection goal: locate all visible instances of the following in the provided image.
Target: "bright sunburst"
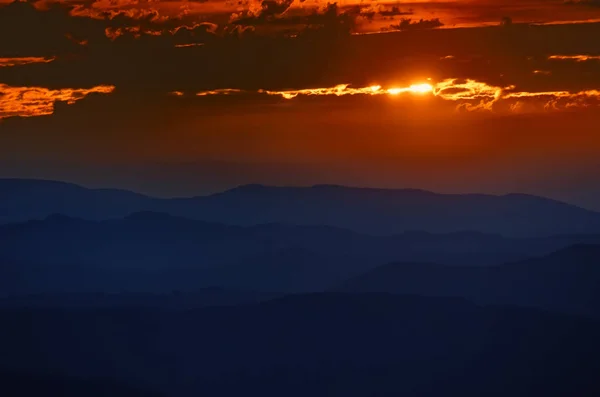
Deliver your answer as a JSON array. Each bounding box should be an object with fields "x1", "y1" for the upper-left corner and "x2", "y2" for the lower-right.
[{"x1": 408, "y1": 83, "x2": 434, "y2": 94}]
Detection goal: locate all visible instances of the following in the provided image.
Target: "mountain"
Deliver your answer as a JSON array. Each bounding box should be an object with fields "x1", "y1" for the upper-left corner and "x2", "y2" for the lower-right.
[
  {"x1": 3, "y1": 179, "x2": 600, "y2": 237},
  {"x1": 0, "y1": 289, "x2": 280, "y2": 310},
  {"x1": 166, "y1": 184, "x2": 600, "y2": 237},
  {"x1": 3, "y1": 213, "x2": 600, "y2": 294},
  {"x1": 0, "y1": 371, "x2": 162, "y2": 397},
  {"x1": 339, "y1": 244, "x2": 600, "y2": 317},
  {"x1": 1, "y1": 293, "x2": 600, "y2": 397},
  {"x1": 0, "y1": 179, "x2": 154, "y2": 223}
]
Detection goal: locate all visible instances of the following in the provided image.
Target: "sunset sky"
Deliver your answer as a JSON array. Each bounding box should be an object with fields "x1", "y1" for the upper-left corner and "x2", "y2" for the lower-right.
[{"x1": 1, "y1": 0, "x2": 600, "y2": 209}]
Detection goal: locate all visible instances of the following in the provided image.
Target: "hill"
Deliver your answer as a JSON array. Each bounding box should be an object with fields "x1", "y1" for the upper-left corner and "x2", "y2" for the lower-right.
[
  {"x1": 3, "y1": 213, "x2": 600, "y2": 294},
  {"x1": 0, "y1": 371, "x2": 162, "y2": 397},
  {"x1": 339, "y1": 244, "x2": 600, "y2": 317},
  {"x1": 0, "y1": 179, "x2": 153, "y2": 223},
  {"x1": 1, "y1": 293, "x2": 599, "y2": 397},
  {"x1": 3, "y1": 179, "x2": 600, "y2": 237}
]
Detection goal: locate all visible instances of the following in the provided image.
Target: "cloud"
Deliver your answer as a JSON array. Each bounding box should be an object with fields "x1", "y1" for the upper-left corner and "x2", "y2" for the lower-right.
[
  {"x1": 434, "y1": 79, "x2": 503, "y2": 102},
  {"x1": 259, "y1": 0, "x2": 296, "y2": 17},
  {"x1": 378, "y1": 6, "x2": 412, "y2": 18},
  {"x1": 565, "y1": 0, "x2": 600, "y2": 6},
  {"x1": 0, "y1": 57, "x2": 55, "y2": 67},
  {"x1": 548, "y1": 54, "x2": 600, "y2": 61},
  {"x1": 2, "y1": 1, "x2": 600, "y2": 112},
  {"x1": 0, "y1": 1, "x2": 89, "y2": 57},
  {"x1": 3, "y1": 0, "x2": 599, "y2": 37},
  {"x1": 0, "y1": 83, "x2": 115, "y2": 119},
  {"x1": 184, "y1": 78, "x2": 600, "y2": 113},
  {"x1": 231, "y1": 2, "x2": 358, "y2": 34},
  {"x1": 229, "y1": 0, "x2": 299, "y2": 26},
  {"x1": 387, "y1": 18, "x2": 444, "y2": 31},
  {"x1": 196, "y1": 88, "x2": 243, "y2": 96}
]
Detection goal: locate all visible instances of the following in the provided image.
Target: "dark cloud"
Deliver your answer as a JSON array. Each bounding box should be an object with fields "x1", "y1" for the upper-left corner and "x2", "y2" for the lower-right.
[
  {"x1": 387, "y1": 18, "x2": 444, "y2": 31},
  {"x1": 378, "y1": 6, "x2": 413, "y2": 18},
  {"x1": 230, "y1": 2, "x2": 414, "y2": 32},
  {"x1": 565, "y1": 0, "x2": 600, "y2": 6},
  {"x1": 0, "y1": 1, "x2": 89, "y2": 57},
  {"x1": 260, "y1": 0, "x2": 295, "y2": 17},
  {"x1": 232, "y1": 2, "x2": 357, "y2": 34},
  {"x1": 2, "y1": 1, "x2": 600, "y2": 109}
]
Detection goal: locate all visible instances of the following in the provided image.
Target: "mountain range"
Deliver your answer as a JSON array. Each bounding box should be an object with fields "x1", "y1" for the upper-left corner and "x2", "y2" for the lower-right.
[
  {"x1": 2, "y1": 293, "x2": 600, "y2": 397},
  {"x1": 3, "y1": 211, "x2": 600, "y2": 295},
  {"x1": 3, "y1": 179, "x2": 600, "y2": 396},
  {"x1": 0, "y1": 371, "x2": 162, "y2": 397},
  {"x1": 338, "y1": 244, "x2": 600, "y2": 317},
  {"x1": 3, "y1": 178, "x2": 600, "y2": 237}
]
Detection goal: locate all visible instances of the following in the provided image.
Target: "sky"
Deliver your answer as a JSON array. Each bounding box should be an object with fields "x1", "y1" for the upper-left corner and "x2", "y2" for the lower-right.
[{"x1": 1, "y1": 0, "x2": 600, "y2": 209}]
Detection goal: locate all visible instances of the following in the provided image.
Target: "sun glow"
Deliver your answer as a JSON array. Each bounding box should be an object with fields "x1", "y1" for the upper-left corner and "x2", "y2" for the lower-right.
[
  {"x1": 385, "y1": 83, "x2": 433, "y2": 95},
  {"x1": 409, "y1": 83, "x2": 434, "y2": 94},
  {"x1": 188, "y1": 78, "x2": 600, "y2": 113}
]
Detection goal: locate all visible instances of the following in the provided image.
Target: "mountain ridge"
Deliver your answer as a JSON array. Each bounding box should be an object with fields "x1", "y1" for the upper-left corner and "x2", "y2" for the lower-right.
[
  {"x1": 338, "y1": 244, "x2": 600, "y2": 317},
  {"x1": 2, "y1": 178, "x2": 600, "y2": 237},
  {"x1": 2, "y1": 292, "x2": 600, "y2": 397},
  {"x1": 3, "y1": 212, "x2": 600, "y2": 295}
]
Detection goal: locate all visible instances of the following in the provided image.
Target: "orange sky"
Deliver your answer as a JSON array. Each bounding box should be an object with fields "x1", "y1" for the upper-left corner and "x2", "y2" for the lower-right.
[
  {"x1": 2, "y1": 0, "x2": 600, "y2": 207},
  {"x1": 3, "y1": 0, "x2": 600, "y2": 33}
]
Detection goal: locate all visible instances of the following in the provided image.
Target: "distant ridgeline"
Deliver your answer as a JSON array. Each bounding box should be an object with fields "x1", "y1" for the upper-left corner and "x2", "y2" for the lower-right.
[{"x1": 2, "y1": 179, "x2": 600, "y2": 236}]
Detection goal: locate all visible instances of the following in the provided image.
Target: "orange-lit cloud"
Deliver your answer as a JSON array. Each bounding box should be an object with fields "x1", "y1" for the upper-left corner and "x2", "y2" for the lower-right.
[
  {"x1": 3, "y1": 0, "x2": 600, "y2": 38},
  {"x1": 436, "y1": 80, "x2": 600, "y2": 112},
  {"x1": 202, "y1": 79, "x2": 502, "y2": 103},
  {"x1": 548, "y1": 55, "x2": 600, "y2": 61},
  {"x1": 188, "y1": 78, "x2": 600, "y2": 113},
  {"x1": 105, "y1": 26, "x2": 164, "y2": 40},
  {"x1": 0, "y1": 57, "x2": 56, "y2": 67},
  {"x1": 0, "y1": 84, "x2": 115, "y2": 120},
  {"x1": 174, "y1": 43, "x2": 205, "y2": 48},
  {"x1": 197, "y1": 80, "x2": 459, "y2": 100},
  {"x1": 258, "y1": 83, "x2": 433, "y2": 99},
  {"x1": 196, "y1": 88, "x2": 242, "y2": 96},
  {"x1": 433, "y1": 79, "x2": 503, "y2": 101},
  {"x1": 260, "y1": 84, "x2": 384, "y2": 99}
]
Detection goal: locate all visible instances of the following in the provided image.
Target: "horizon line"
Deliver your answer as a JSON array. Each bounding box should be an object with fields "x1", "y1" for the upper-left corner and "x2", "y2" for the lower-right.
[{"x1": 0, "y1": 176, "x2": 591, "y2": 209}]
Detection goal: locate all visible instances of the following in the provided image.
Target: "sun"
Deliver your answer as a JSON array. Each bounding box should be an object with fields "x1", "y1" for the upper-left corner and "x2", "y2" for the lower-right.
[
  {"x1": 385, "y1": 83, "x2": 434, "y2": 96},
  {"x1": 408, "y1": 83, "x2": 434, "y2": 94}
]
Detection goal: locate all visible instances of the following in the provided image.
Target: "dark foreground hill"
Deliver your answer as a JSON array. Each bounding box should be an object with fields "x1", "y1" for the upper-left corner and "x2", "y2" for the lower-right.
[
  {"x1": 0, "y1": 371, "x2": 162, "y2": 397},
  {"x1": 339, "y1": 244, "x2": 600, "y2": 317},
  {"x1": 1, "y1": 293, "x2": 600, "y2": 397},
  {"x1": 0, "y1": 289, "x2": 281, "y2": 310},
  {"x1": 3, "y1": 212, "x2": 600, "y2": 294},
  {"x1": 3, "y1": 179, "x2": 600, "y2": 237}
]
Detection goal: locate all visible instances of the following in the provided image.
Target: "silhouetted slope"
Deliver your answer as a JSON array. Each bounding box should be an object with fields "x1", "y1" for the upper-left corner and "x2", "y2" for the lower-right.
[
  {"x1": 339, "y1": 244, "x2": 600, "y2": 317},
  {"x1": 3, "y1": 213, "x2": 600, "y2": 294},
  {"x1": 0, "y1": 289, "x2": 281, "y2": 309},
  {"x1": 0, "y1": 179, "x2": 153, "y2": 223},
  {"x1": 0, "y1": 371, "x2": 162, "y2": 397},
  {"x1": 198, "y1": 247, "x2": 366, "y2": 292},
  {"x1": 166, "y1": 184, "x2": 600, "y2": 236},
  {"x1": 4, "y1": 179, "x2": 600, "y2": 237},
  {"x1": 1, "y1": 293, "x2": 600, "y2": 397}
]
